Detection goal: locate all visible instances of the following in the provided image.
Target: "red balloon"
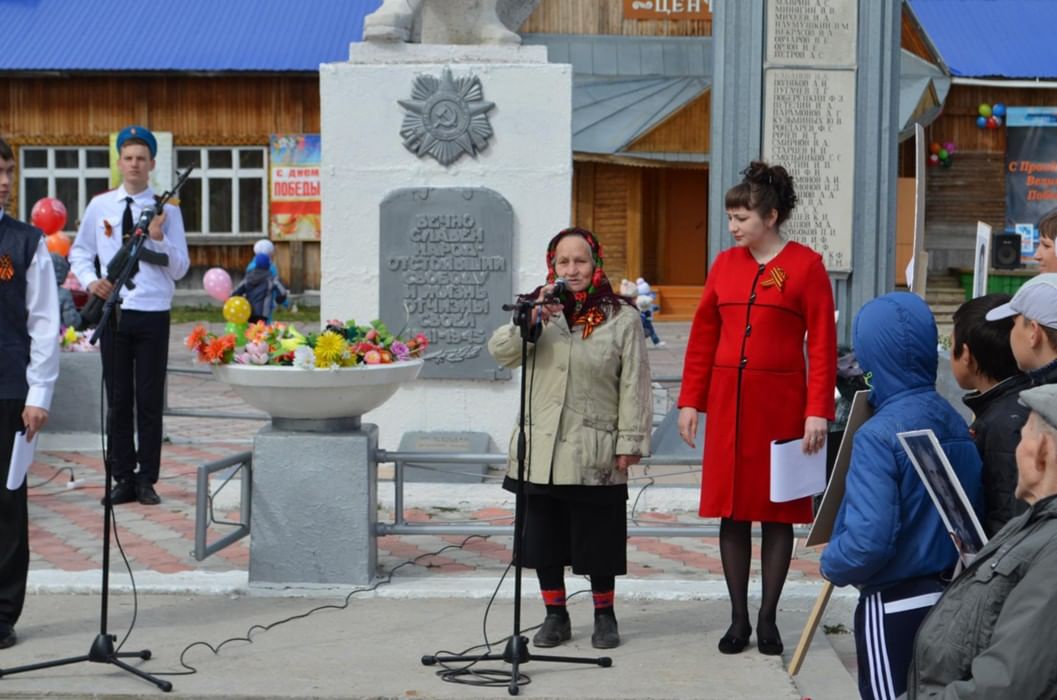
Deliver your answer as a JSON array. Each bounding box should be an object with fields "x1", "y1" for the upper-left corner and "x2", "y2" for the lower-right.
[
  {"x1": 987, "y1": 116, "x2": 999, "y2": 130},
  {"x1": 928, "y1": 154, "x2": 940, "y2": 167},
  {"x1": 45, "y1": 232, "x2": 71, "y2": 257},
  {"x1": 31, "y1": 197, "x2": 67, "y2": 235}
]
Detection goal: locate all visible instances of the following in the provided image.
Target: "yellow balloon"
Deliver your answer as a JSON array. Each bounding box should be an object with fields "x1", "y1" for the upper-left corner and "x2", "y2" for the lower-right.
[{"x1": 223, "y1": 296, "x2": 251, "y2": 324}]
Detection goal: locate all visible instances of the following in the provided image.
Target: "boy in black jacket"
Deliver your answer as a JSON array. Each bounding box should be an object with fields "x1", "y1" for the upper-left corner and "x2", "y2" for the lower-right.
[{"x1": 951, "y1": 293, "x2": 1030, "y2": 536}]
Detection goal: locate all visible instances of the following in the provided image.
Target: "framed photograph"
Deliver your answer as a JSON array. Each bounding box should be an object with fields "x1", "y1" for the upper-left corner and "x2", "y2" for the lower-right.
[{"x1": 897, "y1": 430, "x2": 988, "y2": 559}]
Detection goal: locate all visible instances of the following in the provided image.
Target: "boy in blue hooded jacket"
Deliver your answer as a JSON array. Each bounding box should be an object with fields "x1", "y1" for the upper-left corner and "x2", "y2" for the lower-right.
[{"x1": 820, "y1": 292, "x2": 983, "y2": 700}]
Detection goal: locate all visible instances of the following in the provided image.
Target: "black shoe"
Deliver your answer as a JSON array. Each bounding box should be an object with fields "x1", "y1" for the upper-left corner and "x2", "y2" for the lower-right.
[
  {"x1": 531, "y1": 613, "x2": 571, "y2": 648},
  {"x1": 591, "y1": 614, "x2": 620, "y2": 649},
  {"x1": 718, "y1": 624, "x2": 752, "y2": 654},
  {"x1": 102, "y1": 480, "x2": 137, "y2": 506},
  {"x1": 0, "y1": 626, "x2": 16, "y2": 649},
  {"x1": 136, "y1": 482, "x2": 161, "y2": 506},
  {"x1": 756, "y1": 623, "x2": 784, "y2": 656}
]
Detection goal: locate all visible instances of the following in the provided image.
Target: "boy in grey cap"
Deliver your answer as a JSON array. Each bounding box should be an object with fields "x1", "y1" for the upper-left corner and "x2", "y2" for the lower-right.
[
  {"x1": 907, "y1": 383, "x2": 1057, "y2": 697},
  {"x1": 986, "y1": 272, "x2": 1057, "y2": 385}
]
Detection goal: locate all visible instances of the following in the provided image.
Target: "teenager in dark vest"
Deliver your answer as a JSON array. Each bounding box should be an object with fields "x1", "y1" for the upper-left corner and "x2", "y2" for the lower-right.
[
  {"x1": 69, "y1": 126, "x2": 189, "y2": 506},
  {"x1": 0, "y1": 136, "x2": 61, "y2": 649}
]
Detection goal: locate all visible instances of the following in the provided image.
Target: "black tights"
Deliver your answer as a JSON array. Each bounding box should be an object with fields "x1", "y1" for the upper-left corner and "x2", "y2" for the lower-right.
[{"x1": 718, "y1": 518, "x2": 793, "y2": 638}]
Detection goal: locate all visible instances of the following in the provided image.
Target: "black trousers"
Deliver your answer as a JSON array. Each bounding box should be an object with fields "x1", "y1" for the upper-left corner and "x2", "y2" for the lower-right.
[
  {"x1": 0, "y1": 399, "x2": 29, "y2": 629},
  {"x1": 100, "y1": 309, "x2": 170, "y2": 484}
]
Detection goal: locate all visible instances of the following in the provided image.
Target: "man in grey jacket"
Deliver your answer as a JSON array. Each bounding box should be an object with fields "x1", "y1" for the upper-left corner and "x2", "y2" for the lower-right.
[{"x1": 907, "y1": 383, "x2": 1057, "y2": 698}]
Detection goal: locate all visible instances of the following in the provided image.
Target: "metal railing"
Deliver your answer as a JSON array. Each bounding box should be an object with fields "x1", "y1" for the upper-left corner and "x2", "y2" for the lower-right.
[
  {"x1": 374, "y1": 450, "x2": 812, "y2": 539},
  {"x1": 193, "y1": 451, "x2": 252, "y2": 561}
]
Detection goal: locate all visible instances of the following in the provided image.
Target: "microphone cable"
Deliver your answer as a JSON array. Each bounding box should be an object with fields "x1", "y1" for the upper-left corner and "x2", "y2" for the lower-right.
[{"x1": 148, "y1": 533, "x2": 492, "y2": 678}]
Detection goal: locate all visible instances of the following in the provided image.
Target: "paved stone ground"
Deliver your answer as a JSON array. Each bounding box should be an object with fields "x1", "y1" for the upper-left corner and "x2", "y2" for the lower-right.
[{"x1": 27, "y1": 321, "x2": 824, "y2": 582}]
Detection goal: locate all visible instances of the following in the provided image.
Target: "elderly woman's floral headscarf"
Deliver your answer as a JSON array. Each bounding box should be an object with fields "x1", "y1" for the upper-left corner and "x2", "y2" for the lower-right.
[{"x1": 534, "y1": 227, "x2": 634, "y2": 338}]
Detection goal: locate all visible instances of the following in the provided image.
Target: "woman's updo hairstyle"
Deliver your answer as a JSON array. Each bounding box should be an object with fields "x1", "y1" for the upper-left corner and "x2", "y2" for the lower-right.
[{"x1": 724, "y1": 161, "x2": 798, "y2": 226}]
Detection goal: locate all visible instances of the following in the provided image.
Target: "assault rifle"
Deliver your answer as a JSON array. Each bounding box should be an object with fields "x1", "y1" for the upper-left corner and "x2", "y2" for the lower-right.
[{"x1": 80, "y1": 166, "x2": 194, "y2": 333}]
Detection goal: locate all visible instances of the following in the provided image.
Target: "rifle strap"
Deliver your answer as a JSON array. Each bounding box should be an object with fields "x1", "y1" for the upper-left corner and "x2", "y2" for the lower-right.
[{"x1": 139, "y1": 249, "x2": 169, "y2": 267}]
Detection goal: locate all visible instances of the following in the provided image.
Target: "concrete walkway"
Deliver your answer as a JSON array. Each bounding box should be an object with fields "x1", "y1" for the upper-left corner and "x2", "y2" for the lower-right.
[{"x1": 1, "y1": 321, "x2": 862, "y2": 698}]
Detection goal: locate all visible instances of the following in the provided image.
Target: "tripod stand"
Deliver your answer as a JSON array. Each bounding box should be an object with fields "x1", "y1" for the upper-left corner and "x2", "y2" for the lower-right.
[
  {"x1": 421, "y1": 298, "x2": 611, "y2": 696},
  {"x1": 0, "y1": 215, "x2": 172, "y2": 692}
]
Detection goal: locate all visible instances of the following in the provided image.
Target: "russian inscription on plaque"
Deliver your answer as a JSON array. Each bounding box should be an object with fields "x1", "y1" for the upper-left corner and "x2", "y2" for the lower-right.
[
  {"x1": 763, "y1": 69, "x2": 855, "y2": 271},
  {"x1": 766, "y1": 0, "x2": 856, "y2": 67},
  {"x1": 379, "y1": 188, "x2": 513, "y2": 380},
  {"x1": 763, "y1": 0, "x2": 858, "y2": 272}
]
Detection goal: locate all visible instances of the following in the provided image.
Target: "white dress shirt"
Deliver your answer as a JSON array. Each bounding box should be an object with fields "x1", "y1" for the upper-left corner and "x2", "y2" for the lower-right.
[
  {"x1": 0, "y1": 209, "x2": 60, "y2": 411},
  {"x1": 69, "y1": 185, "x2": 190, "y2": 312}
]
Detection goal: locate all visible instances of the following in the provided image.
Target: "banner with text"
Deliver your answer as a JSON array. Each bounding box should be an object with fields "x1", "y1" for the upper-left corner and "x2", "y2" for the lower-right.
[
  {"x1": 1006, "y1": 107, "x2": 1057, "y2": 263},
  {"x1": 269, "y1": 134, "x2": 321, "y2": 241}
]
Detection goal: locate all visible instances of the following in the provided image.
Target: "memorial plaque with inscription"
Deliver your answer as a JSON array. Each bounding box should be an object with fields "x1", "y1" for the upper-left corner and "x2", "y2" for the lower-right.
[
  {"x1": 766, "y1": 0, "x2": 857, "y2": 68},
  {"x1": 379, "y1": 188, "x2": 513, "y2": 380},
  {"x1": 763, "y1": 69, "x2": 855, "y2": 272}
]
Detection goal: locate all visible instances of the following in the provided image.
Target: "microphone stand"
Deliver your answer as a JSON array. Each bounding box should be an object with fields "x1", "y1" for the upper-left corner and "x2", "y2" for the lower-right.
[
  {"x1": 0, "y1": 214, "x2": 172, "y2": 692},
  {"x1": 421, "y1": 296, "x2": 611, "y2": 696}
]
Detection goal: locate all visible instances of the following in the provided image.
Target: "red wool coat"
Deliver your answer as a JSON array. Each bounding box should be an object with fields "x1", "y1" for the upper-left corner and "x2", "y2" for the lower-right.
[{"x1": 679, "y1": 242, "x2": 837, "y2": 523}]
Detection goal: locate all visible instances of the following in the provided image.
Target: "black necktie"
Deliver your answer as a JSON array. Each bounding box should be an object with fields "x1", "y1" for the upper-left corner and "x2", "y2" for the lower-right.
[
  {"x1": 121, "y1": 196, "x2": 140, "y2": 279},
  {"x1": 122, "y1": 196, "x2": 134, "y2": 242}
]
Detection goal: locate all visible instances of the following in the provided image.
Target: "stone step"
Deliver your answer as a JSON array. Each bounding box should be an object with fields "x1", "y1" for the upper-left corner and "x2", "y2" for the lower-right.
[
  {"x1": 925, "y1": 276, "x2": 964, "y2": 290},
  {"x1": 927, "y1": 288, "x2": 969, "y2": 304}
]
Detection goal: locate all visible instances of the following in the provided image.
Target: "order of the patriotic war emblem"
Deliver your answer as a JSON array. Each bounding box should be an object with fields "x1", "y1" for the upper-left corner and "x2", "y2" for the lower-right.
[{"x1": 399, "y1": 67, "x2": 495, "y2": 167}]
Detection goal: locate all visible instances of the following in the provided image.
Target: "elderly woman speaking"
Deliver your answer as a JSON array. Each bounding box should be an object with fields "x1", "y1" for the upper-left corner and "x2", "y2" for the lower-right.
[{"x1": 488, "y1": 227, "x2": 651, "y2": 651}]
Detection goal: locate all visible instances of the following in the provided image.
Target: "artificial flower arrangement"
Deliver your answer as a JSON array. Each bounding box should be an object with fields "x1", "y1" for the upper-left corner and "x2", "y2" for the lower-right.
[
  {"x1": 59, "y1": 325, "x2": 98, "y2": 352},
  {"x1": 185, "y1": 319, "x2": 429, "y2": 369}
]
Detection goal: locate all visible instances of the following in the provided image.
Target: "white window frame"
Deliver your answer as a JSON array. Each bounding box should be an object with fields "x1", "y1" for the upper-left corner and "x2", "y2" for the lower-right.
[
  {"x1": 18, "y1": 146, "x2": 111, "y2": 231},
  {"x1": 175, "y1": 146, "x2": 268, "y2": 236}
]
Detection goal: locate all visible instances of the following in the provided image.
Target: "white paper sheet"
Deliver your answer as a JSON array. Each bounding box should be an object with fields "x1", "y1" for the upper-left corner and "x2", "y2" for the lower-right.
[
  {"x1": 6, "y1": 431, "x2": 37, "y2": 490},
  {"x1": 770, "y1": 436, "x2": 827, "y2": 503}
]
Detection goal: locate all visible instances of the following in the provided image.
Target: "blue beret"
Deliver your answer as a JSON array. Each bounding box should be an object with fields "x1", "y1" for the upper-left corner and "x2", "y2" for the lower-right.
[{"x1": 116, "y1": 125, "x2": 157, "y2": 158}]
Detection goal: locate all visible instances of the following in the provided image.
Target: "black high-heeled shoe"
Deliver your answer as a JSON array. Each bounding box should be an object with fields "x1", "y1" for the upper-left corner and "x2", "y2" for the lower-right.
[{"x1": 717, "y1": 624, "x2": 752, "y2": 654}]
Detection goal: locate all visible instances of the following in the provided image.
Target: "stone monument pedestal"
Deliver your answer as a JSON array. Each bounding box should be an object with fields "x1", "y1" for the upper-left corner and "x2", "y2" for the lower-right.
[
  {"x1": 319, "y1": 42, "x2": 572, "y2": 448},
  {"x1": 249, "y1": 423, "x2": 378, "y2": 586}
]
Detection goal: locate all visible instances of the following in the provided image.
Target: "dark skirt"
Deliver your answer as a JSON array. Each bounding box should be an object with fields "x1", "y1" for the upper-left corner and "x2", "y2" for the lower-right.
[{"x1": 503, "y1": 477, "x2": 628, "y2": 576}]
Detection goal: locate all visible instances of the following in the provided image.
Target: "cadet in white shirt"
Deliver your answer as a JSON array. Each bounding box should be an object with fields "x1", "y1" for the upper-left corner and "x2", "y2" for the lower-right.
[
  {"x1": 0, "y1": 136, "x2": 61, "y2": 650},
  {"x1": 69, "y1": 125, "x2": 189, "y2": 506}
]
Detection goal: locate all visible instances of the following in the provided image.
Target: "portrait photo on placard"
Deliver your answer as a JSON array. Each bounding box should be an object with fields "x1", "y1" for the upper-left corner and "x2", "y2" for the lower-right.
[{"x1": 898, "y1": 430, "x2": 987, "y2": 556}]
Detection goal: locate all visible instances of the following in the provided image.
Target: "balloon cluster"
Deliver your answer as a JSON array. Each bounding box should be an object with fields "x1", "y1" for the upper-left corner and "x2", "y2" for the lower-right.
[
  {"x1": 928, "y1": 141, "x2": 956, "y2": 168},
  {"x1": 977, "y1": 102, "x2": 1006, "y2": 129},
  {"x1": 202, "y1": 266, "x2": 252, "y2": 342},
  {"x1": 30, "y1": 197, "x2": 71, "y2": 256}
]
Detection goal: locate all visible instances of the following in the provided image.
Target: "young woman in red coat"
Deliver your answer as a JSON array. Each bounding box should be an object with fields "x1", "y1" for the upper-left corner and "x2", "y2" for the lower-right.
[{"x1": 677, "y1": 162, "x2": 836, "y2": 656}]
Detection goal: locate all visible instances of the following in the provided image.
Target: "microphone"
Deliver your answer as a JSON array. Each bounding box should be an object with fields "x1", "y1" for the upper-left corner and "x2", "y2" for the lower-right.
[{"x1": 548, "y1": 278, "x2": 568, "y2": 300}]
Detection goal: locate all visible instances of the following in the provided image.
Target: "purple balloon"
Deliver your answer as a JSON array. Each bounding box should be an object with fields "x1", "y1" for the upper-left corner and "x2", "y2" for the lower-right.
[
  {"x1": 943, "y1": 141, "x2": 956, "y2": 154},
  {"x1": 202, "y1": 267, "x2": 232, "y2": 302}
]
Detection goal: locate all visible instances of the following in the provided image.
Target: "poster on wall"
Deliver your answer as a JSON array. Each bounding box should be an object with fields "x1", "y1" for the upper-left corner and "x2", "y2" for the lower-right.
[
  {"x1": 1005, "y1": 107, "x2": 1057, "y2": 264},
  {"x1": 269, "y1": 134, "x2": 321, "y2": 241},
  {"x1": 109, "y1": 131, "x2": 173, "y2": 194}
]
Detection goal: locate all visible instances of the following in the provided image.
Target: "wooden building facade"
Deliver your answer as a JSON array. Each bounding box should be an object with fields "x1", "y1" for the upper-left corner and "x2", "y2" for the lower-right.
[
  {"x1": 1, "y1": 75, "x2": 323, "y2": 291},
  {"x1": 1, "y1": 0, "x2": 944, "y2": 312},
  {"x1": 911, "y1": 83, "x2": 1057, "y2": 273}
]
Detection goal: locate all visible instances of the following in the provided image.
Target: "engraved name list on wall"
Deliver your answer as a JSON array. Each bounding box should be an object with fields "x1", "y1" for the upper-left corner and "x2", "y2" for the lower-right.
[{"x1": 763, "y1": 0, "x2": 858, "y2": 273}]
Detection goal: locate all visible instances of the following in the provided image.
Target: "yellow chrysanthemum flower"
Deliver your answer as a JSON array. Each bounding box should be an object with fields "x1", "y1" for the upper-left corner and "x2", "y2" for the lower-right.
[{"x1": 314, "y1": 331, "x2": 346, "y2": 367}]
